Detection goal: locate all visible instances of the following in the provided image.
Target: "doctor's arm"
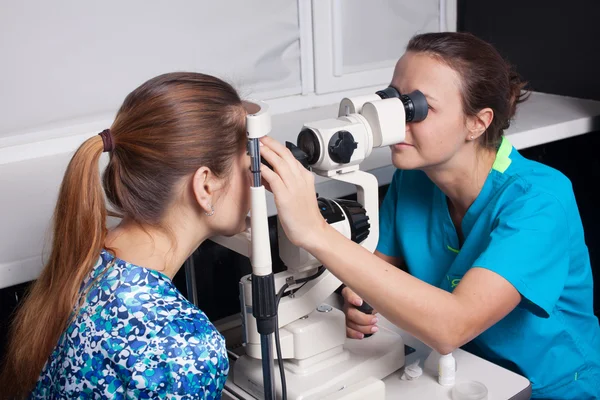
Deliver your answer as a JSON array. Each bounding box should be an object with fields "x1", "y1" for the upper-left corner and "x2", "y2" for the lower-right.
[
  {"x1": 341, "y1": 251, "x2": 405, "y2": 339},
  {"x1": 307, "y1": 224, "x2": 521, "y2": 354},
  {"x1": 258, "y1": 137, "x2": 563, "y2": 355}
]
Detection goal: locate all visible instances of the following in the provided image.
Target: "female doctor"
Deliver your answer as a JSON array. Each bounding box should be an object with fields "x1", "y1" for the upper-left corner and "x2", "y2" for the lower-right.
[{"x1": 259, "y1": 32, "x2": 600, "y2": 399}]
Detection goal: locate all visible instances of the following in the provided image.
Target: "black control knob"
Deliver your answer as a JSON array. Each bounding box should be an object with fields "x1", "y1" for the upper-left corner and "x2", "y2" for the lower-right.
[
  {"x1": 328, "y1": 131, "x2": 357, "y2": 164},
  {"x1": 335, "y1": 199, "x2": 370, "y2": 244}
]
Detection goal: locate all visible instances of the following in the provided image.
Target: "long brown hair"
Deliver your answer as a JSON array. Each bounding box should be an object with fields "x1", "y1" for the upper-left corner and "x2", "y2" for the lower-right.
[
  {"x1": 0, "y1": 72, "x2": 247, "y2": 397},
  {"x1": 407, "y1": 32, "x2": 530, "y2": 149}
]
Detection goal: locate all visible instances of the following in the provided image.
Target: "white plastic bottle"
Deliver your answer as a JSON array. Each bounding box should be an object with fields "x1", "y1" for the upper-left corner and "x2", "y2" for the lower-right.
[{"x1": 438, "y1": 352, "x2": 456, "y2": 386}]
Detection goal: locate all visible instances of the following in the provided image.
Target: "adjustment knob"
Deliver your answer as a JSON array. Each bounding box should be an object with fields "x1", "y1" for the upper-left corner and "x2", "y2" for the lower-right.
[
  {"x1": 328, "y1": 131, "x2": 357, "y2": 164},
  {"x1": 335, "y1": 199, "x2": 370, "y2": 244}
]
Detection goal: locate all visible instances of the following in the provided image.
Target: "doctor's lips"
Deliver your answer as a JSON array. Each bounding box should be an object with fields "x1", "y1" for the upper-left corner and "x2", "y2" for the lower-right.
[{"x1": 392, "y1": 142, "x2": 414, "y2": 150}]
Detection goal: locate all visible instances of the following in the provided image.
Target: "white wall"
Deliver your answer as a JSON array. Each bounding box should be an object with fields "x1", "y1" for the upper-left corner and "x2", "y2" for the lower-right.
[{"x1": 0, "y1": 0, "x2": 302, "y2": 137}]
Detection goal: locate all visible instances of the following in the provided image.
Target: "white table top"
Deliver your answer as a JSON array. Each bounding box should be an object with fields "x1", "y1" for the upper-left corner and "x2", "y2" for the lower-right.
[{"x1": 378, "y1": 318, "x2": 531, "y2": 400}]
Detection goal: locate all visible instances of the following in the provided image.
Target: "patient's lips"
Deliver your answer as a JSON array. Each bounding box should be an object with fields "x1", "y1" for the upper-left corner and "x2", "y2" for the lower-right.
[{"x1": 392, "y1": 142, "x2": 413, "y2": 151}]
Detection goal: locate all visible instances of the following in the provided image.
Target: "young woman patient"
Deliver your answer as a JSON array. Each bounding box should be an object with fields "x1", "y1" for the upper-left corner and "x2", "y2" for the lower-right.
[{"x1": 0, "y1": 72, "x2": 252, "y2": 399}]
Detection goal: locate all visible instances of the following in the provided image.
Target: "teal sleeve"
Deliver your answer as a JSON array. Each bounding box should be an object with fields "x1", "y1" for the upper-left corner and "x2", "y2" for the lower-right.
[
  {"x1": 376, "y1": 170, "x2": 402, "y2": 258},
  {"x1": 474, "y1": 190, "x2": 570, "y2": 318}
]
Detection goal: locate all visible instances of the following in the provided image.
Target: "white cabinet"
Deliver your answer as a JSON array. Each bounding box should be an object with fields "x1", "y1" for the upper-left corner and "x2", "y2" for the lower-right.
[{"x1": 311, "y1": 0, "x2": 457, "y2": 94}]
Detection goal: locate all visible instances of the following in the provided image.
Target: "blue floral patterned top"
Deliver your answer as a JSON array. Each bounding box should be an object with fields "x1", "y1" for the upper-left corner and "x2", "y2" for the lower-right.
[{"x1": 30, "y1": 249, "x2": 229, "y2": 399}]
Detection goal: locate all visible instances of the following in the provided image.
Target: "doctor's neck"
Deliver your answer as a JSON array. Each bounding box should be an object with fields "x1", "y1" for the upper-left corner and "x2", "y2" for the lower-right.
[{"x1": 425, "y1": 143, "x2": 497, "y2": 217}]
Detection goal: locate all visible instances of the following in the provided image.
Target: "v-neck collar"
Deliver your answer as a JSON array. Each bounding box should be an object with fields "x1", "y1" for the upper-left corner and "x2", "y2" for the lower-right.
[{"x1": 435, "y1": 137, "x2": 513, "y2": 253}]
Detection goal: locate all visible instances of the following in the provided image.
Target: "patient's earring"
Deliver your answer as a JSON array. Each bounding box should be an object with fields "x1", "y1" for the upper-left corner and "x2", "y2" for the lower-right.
[
  {"x1": 205, "y1": 203, "x2": 215, "y2": 216},
  {"x1": 470, "y1": 135, "x2": 474, "y2": 140}
]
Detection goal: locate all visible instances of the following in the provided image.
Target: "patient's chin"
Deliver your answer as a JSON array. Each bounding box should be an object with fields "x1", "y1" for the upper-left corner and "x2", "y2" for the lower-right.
[{"x1": 222, "y1": 221, "x2": 247, "y2": 237}]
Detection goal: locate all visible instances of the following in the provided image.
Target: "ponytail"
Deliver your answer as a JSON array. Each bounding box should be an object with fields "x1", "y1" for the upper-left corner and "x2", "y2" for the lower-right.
[
  {"x1": 506, "y1": 69, "x2": 529, "y2": 127},
  {"x1": 0, "y1": 135, "x2": 108, "y2": 397}
]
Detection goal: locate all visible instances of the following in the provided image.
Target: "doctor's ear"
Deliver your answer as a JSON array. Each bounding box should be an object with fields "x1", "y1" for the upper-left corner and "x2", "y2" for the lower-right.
[{"x1": 466, "y1": 108, "x2": 494, "y2": 141}]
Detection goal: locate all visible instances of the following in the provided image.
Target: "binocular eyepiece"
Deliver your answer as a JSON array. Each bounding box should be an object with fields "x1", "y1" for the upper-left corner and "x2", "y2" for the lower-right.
[{"x1": 375, "y1": 86, "x2": 428, "y2": 123}]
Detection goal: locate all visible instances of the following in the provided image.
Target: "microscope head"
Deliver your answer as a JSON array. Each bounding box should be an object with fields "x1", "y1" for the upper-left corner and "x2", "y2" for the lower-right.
[
  {"x1": 277, "y1": 87, "x2": 428, "y2": 271},
  {"x1": 296, "y1": 87, "x2": 428, "y2": 176}
]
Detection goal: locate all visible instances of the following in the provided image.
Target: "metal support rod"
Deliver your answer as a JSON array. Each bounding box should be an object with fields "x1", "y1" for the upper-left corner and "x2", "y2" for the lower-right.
[
  {"x1": 184, "y1": 253, "x2": 199, "y2": 307},
  {"x1": 248, "y1": 139, "x2": 262, "y2": 187},
  {"x1": 260, "y1": 333, "x2": 276, "y2": 399},
  {"x1": 248, "y1": 136, "x2": 277, "y2": 399}
]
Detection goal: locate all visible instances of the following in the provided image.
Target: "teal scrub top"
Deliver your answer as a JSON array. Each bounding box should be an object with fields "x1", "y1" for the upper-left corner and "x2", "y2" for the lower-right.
[{"x1": 376, "y1": 137, "x2": 600, "y2": 399}]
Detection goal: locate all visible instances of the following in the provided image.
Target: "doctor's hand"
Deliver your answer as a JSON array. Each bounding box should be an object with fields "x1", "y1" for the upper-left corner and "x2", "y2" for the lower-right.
[
  {"x1": 259, "y1": 137, "x2": 328, "y2": 250},
  {"x1": 341, "y1": 286, "x2": 379, "y2": 339}
]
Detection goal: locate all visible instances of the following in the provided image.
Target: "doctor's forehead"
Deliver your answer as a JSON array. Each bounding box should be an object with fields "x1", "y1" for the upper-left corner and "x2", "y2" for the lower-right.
[{"x1": 390, "y1": 52, "x2": 463, "y2": 103}]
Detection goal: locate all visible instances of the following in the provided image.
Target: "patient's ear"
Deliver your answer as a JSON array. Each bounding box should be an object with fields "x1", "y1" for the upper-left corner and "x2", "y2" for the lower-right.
[{"x1": 192, "y1": 166, "x2": 220, "y2": 215}]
